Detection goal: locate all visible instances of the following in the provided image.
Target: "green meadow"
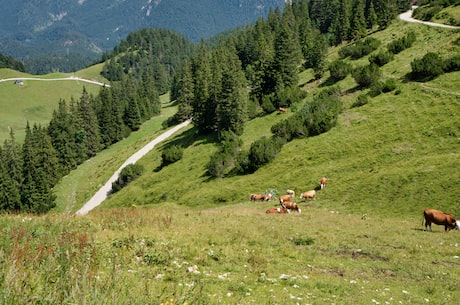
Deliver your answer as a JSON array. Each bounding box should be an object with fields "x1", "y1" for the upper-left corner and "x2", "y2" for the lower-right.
[
  {"x1": 1, "y1": 19, "x2": 460, "y2": 304},
  {"x1": 0, "y1": 64, "x2": 108, "y2": 143}
]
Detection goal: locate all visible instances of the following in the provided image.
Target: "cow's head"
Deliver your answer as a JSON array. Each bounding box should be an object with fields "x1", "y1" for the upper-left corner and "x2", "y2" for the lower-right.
[{"x1": 456, "y1": 220, "x2": 460, "y2": 230}]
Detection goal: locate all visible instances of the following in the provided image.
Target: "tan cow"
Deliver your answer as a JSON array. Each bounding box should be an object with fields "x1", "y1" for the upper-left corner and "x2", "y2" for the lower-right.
[
  {"x1": 266, "y1": 207, "x2": 290, "y2": 214},
  {"x1": 279, "y1": 194, "x2": 293, "y2": 204},
  {"x1": 250, "y1": 193, "x2": 272, "y2": 201},
  {"x1": 423, "y1": 208, "x2": 457, "y2": 232},
  {"x1": 300, "y1": 190, "x2": 316, "y2": 200}
]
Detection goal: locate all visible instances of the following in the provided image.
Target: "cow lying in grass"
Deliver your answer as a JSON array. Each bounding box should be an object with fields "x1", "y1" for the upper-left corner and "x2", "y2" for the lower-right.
[
  {"x1": 423, "y1": 208, "x2": 458, "y2": 232},
  {"x1": 266, "y1": 207, "x2": 290, "y2": 214},
  {"x1": 250, "y1": 193, "x2": 272, "y2": 201}
]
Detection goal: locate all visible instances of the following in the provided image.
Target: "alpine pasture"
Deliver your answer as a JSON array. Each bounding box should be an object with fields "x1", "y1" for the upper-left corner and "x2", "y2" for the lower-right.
[{"x1": 1, "y1": 19, "x2": 460, "y2": 304}]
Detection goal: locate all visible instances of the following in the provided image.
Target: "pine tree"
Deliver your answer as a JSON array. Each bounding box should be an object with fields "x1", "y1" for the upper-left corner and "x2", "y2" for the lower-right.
[
  {"x1": 175, "y1": 60, "x2": 195, "y2": 122},
  {"x1": 48, "y1": 99, "x2": 78, "y2": 175},
  {"x1": 350, "y1": 0, "x2": 367, "y2": 40},
  {"x1": 77, "y1": 87, "x2": 102, "y2": 158},
  {"x1": 0, "y1": 130, "x2": 22, "y2": 211}
]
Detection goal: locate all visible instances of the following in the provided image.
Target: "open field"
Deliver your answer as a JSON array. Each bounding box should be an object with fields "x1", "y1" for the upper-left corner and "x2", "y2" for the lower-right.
[
  {"x1": 0, "y1": 67, "x2": 108, "y2": 143},
  {"x1": 1, "y1": 204, "x2": 459, "y2": 304}
]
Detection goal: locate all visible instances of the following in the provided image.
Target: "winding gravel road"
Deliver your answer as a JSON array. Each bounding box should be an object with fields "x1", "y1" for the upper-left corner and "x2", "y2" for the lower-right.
[
  {"x1": 399, "y1": 6, "x2": 460, "y2": 29},
  {"x1": 0, "y1": 76, "x2": 109, "y2": 87},
  {"x1": 75, "y1": 119, "x2": 192, "y2": 215}
]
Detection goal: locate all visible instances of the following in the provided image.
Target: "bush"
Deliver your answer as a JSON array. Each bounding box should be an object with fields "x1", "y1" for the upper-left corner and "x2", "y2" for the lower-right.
[
  {"x1": 111, "y1": 164, "x2": 144, "y2": 193},
  {"x1": 161, "y1": 145, "x2": 184, "y2": 167},
  {"x1": 246, "y1": 136, "x2": 285, "y2": 173},
  {"x1": 329, "y1": 60, "x2": 352, "y2": 81},
  {"x1": 271, "y1": 115, "x2": 306, "y2": 142},
  {"x1": 274, "y1": 86, "x2": 307, "y2": 108},
  {"x1": 351, "y1": 94, "x2": 369, "y2": 108},
  {"x1": 387, "y1": 31, "x2": 416, "y2": 54},
  {"x1": 444, "y1": 55, "x2": 460, "y2": 73},
  {"x1": 338, "y1": 37, "x2": 381, "y2": 59},
  {"x1": 261, "y1": 95, "x2": 276, "y2": 114},
  {"x1": 410, "y1": 52, "x2": 445, "y2": 81},
  {"x1": 369, "y1": 50, "x2": 394, "y2": 67},
  {"x1": 207, "y1": 131, "x2": 243, "y2": 177},
  {"x1": 352, "y1": 64, "x2": 381, "y2": 88}
]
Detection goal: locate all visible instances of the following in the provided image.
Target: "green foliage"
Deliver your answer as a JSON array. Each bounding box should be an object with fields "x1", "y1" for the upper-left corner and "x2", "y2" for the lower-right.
[
  {"x1": 246, "y1": 136, "x2": 285, "y2": 173},
  {"x1": 410, "y1": 52, "x2": 445, "y2": 81},
  {"x1": 0, "y1": 53, "x2": 25, "y2": 72},
  {"x1": 444, "y1": 55, "x2": 460, "y2": 73},
  {"x1": 351, "y1": 94, "x2": 369, "y2": 108},
  {"x1": 368, "y1": 50, "x2": 395, "y2": 66},
  {"x1": 387, "y1": 31, "x2": 417, "y2": 54},
  {"x1": 328, "y1": 60, "x2": 352, "y2": 82},
  {"x1": 352, "y1": 63, "x2": 382, "y2": 87},
  {"x1": 338, "y1": 37, "x2": 381, "y2": 59},
  {"x1": 111, "y1": 164, "x2": 144, "y2": 194},
  {"x1": 161, "y1": 145, "x2": 184, "y2": 167},
  {"x1": 207, "y1": 131, "x2": 243, "y2": 177}
]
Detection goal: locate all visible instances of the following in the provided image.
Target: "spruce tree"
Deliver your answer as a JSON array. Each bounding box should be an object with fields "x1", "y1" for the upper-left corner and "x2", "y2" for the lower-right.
[
  {"x1": 350, "y1": 0, "x2": 367, "y2": 40},
  {"x1": 77, "y1": 87, "x2": 102, "y2": 158}
]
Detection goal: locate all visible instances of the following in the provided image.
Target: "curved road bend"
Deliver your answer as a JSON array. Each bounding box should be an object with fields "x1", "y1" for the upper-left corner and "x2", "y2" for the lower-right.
[
  {"x1": 75, "y1": 119, "x2": 192, "y2": 216},
  {"x1": 399, "y1": 6, "x2": 460, "y2": 29}
]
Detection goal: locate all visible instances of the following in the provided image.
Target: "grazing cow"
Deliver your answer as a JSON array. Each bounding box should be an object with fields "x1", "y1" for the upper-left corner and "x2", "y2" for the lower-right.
[
  {"x1": 320, "y1": 177, "x2": 327, "y2": 189},
  {"x1": 266, "y1": 207, "x2": 290, "y2": 214},
  {"x1": 278, "y1": 107, "x2": 287, "y2": 113},
  {"x1": 279, "y1": 194, "x2": 294, "y2": 204},
  {"x1": 281, "y1": 201, "x2": 301, "y2": 213},
  {"x1": 250, "y1": 193, "x2": 272, "y2": 201},
  {"x1": 457, "y1": 220, "x2": 460, "y2": 230},
  {"x1": 423, "y1": 208, "x2": 457, "y2": 232},
  {"x1": 300, "y1": 190, "x2": 316, "y2": 200},
  {"x1": 286, "y1": 189, "x2": 295, "y2": 197}
]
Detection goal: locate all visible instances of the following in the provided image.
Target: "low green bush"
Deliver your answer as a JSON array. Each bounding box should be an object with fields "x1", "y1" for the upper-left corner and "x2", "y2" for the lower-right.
[{"x1": 111, "y1": 163, "x2": 144, "y2": 193}]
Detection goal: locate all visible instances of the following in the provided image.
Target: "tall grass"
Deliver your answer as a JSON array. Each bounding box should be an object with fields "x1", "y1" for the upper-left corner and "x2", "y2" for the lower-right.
[{"x1": 1, "y1": 206, "x2": 459, "y2": 304}]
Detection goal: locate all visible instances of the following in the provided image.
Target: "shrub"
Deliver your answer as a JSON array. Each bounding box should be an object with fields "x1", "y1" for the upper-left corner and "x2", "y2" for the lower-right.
[
  {"x1": 271, "y1": 115, "x2": 306, "y2": 142},
  {"x1": 387, "y1": 31, "x2": 416, "y2": 54},
  {"x1": 338, "y1": 37, "x2": 381, "y2": 59},
  {"x1": 351, "y1": 94, "x2": 369, "y2": 108},
  {"x1": 369, "y1": 50, "x2": 394, "y2": 66},
  {"x1": 444, "y1": 55, "x2": 460, "y2": 73},
  {"x1": 111, "y1": 164, "x2": 144, "y2": 193},
  {"x1": 161, "y1": 145, "x2": 184, "y2": 167},
  {"x1": 329, "y1": 60, "x2": 352, "y2": 81},
  {"x1": 246, "y1": 136, "x2": 285, "y2": 173},
  {"x1": 207, "y1": 131, "x2": 243, "y2": 177},
  {"x1": 352, "y1": 64, "x2": 381, "y2": 88},
  {"x1": 261, "y1": 95, "x2": 276, "y2": 114},
  {"x1": 410, "y1": 52, "x2": 445, "y2": 81},
  {"x1": 274, "y1": 86, "x2": 307, "y2": 108}
]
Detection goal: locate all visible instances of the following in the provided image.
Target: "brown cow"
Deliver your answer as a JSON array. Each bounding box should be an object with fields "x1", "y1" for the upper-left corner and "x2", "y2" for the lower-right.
[
  {"x1": 281, "y1": 201, "x2": 301, "y2": 213},
  {"x1": 320, "y1": 177, "x2": 327, "y2": 189},
  {"x1": 279, "y1": 194, "x2": 294, "y2": 204},
  {"x1": 423, "y1": 208, "x2": 457, "y2": 232},
  {"x1": 266, "y1": 207, "x2": 290, "y2": 214},
  {"x1": 250, "y1": 193, "x2": 272, "y2": 201},
  {"x1": 300, "y1": 190, "x2": 316, "y2": 200},
  {"x1": 278, "y1": 107, "x2": 287, "y2": 113}
]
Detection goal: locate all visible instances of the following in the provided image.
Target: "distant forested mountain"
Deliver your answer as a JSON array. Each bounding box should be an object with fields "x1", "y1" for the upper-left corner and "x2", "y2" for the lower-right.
[{"x1": 0, "y1": 0, "x2": 285, "y2": 74}]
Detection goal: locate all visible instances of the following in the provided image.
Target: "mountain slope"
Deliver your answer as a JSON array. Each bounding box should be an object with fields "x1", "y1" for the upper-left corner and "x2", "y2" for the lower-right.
[
  {"x1": 0, "y1": 0, "x2": 285, "y2": 69},
  {"x1": 52, "y1": 19, "x2": 460, "y2": 218}
]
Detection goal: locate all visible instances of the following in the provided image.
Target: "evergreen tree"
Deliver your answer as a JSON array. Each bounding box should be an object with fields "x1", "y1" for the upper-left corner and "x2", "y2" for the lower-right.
[
  {"x1": 175, "y1": 61, "x2": 195, "y2": 122},
  {"x1": 76, "y1": 87, "x2": 102, "y2": 159},
  {"x1": 0, "y1": 130, "x2": 22, "y2": 211},
  {"x1": 365, "y1": 0, "x2": 379, "y2": 29},
  {"x1": 48, "y1": 99, "x2": 78, "y2": 175},
  {"x1": 21, "y1": 123, "x2": 57, "y2": 214},
  {"x1": 192, "y1": 43, "x2": 213, "y2": 134},
  {"x1": 350, "y1": 0, "x2": 367, "y2": 40},
  {"x1": 214, "y1": 46, "x2": 248, "y2": 136},
  {"x1": 329, "y1": 0, "x2": 351, "y2": 44}
]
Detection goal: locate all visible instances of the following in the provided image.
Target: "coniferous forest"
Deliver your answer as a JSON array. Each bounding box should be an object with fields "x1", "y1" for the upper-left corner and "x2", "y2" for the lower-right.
[{"x1": 0, "y1": 0, "x2": 413, "y2": 214}]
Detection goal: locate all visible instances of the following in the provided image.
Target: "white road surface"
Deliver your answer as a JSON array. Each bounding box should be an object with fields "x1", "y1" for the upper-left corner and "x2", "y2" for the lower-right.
[
  {"x1": 75, "y1": 119, "x2": 192, "y2": 215},
  {"x1": 399, "y1": 6, "x2": 460, "y2": 29},
  {"x1": 0, "y1": 76, "x2": 109, "y2": 87}
]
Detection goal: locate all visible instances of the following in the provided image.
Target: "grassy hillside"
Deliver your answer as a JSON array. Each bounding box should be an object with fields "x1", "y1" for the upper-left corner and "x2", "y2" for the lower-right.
[
  {"x1": 1, "y1": 19, "x2": 460, "y2": 304},
  {"x1": 71, "y1": 20, "x2": 459, "y2": 218},
  {"x1": 0, "y1": 64, "x2": 108, "y2": 143}
]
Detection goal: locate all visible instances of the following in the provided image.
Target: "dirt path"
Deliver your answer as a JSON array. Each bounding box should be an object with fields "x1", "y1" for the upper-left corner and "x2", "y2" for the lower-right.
[
  {"x1": 75, "y1": 119, "x2": 192, "y2": 215},
  {"x1": 399, "y1": 6, "x2": 460, "y2": 29},
  {"x1": 0, "y1": 76, "x2": 109, "y2": 87}
]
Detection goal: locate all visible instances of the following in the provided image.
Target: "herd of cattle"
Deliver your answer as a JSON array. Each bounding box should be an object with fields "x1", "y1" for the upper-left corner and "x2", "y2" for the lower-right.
[
  {"x1": 250, "y1": 176, "x2": 327, "y2": 215},
  {"x1": 250, "y1": 177, "x2": 460, "y2": 232}
]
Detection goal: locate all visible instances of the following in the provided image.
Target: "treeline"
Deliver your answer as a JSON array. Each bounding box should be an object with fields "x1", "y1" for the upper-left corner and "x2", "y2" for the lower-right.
[
  {"x1": 0, "y1": 53, "x2": 25, "y2": 72},
  {"x1": 101, "y1": 28, "x2": 196, "y2": 95},
  {"x1": 0, "y1": 74, "x2": 161, "y2": 214}
]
